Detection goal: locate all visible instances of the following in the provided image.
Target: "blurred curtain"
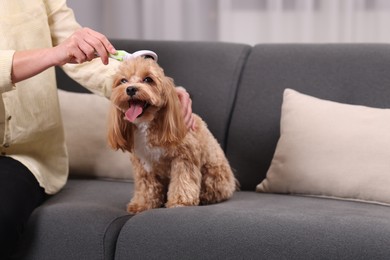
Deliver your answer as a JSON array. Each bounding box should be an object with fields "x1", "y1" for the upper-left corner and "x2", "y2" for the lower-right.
[
  {"x1": 68, "y1": 0, "x2": 390, "y2": 44},
  {"x1": 219, "y1": 0, "x2": 390, "y2": 44}
]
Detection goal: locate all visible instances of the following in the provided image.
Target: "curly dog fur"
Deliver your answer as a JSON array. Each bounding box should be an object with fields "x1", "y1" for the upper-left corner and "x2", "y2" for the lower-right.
[{"x1": 108, "y1": 57, "x2": 238, "y2": 214}]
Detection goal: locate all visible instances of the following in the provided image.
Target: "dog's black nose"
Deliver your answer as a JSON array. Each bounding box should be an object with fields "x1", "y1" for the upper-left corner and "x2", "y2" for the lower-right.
[{"x1": 126, "y1": 86, "x2": 138, "y2": 97}]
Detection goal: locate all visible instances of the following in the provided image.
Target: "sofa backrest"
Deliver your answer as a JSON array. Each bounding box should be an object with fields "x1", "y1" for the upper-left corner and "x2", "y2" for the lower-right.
[
  {"x1": 227, "y1": 44, "x2": 390, "y2": 190},
  {"x1": 56, "y1": 39, "x2": 251, "y2": 149},
  {"x1": 112, "y1": 40, "x2": 251, "y2": 148},
  {"x1": 56, "y1": 39, "x2": 251, "y2": 180},
  {"x1": 58, "y1": 41, "x2": 390, "y2": 190}
]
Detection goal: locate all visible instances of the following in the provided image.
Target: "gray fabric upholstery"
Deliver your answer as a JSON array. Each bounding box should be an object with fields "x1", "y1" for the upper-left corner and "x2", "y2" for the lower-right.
[
  {"x1": 21, "y1": 41, "x2": 390, "y2": 259},
  {"x1": 115, "y1": 192, "x2": 390, "y2": 260},
  {"x1": 18, "y1": 180, "x2": 132, "y2": 260},
  {"x1": 227, "y1": 44, "x2": 390, "y2": 190}
]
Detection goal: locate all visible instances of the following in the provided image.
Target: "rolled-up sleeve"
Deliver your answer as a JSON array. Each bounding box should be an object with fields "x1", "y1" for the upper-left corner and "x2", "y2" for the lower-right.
[{"x1": 0, "y1": 50, "x2": 15, "y2": 93}]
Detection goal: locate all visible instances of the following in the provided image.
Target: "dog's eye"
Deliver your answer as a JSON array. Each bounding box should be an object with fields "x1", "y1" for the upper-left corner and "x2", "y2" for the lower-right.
[
  {"x1": 143, "y1": 77, "x2": 153, "y2": 83},
  {"x1": 120, "y1": 78, "x2": 128, "y2": 84}
]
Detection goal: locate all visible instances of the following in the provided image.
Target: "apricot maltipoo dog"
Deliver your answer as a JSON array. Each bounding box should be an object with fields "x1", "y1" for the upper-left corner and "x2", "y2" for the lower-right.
[{"x1": 108, "y1": 57, "x2": 238, "y2": 214}]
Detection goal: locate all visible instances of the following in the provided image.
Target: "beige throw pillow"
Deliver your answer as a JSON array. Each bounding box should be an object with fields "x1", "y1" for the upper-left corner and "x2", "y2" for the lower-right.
[
  {"x1": 58, "y1": 89, "x2": 133, "y2": 180},
  {"x1": 257, "y1": 88, "x2": 390, "y2": 205}
]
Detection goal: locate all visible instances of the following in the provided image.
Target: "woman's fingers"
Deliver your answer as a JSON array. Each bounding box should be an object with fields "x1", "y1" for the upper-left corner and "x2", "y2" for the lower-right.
[{"x1": 57, "y1": 27, "x2": 116, "y2": 65}]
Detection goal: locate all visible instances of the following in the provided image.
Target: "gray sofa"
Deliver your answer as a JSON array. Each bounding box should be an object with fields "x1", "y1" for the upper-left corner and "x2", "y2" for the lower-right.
[{"x1": 17, "y1": 40, "x2": 390, "y2": 259}]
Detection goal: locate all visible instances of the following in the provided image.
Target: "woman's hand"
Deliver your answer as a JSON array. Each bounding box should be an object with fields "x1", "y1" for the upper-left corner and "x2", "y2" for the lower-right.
[
  {"x1": 52, "y1": 27, "x2": 116, "y2": 66},
  {"x1": 176, "y1": 86, "x2": 196, "y2": 130},
  {"x1": 11, "y1": 28, "x2": 115, "y2": 83}
]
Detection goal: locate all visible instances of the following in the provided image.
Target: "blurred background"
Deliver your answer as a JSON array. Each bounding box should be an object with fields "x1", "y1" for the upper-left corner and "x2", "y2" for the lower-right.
[{"x1": 67, "y1": 0, "x2": 390, "y2": 45}]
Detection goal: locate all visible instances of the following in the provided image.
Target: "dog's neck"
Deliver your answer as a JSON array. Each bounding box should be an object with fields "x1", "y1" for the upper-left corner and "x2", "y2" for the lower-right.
[
  {"x1": 133, "y1": 122, "x2": 165, "y2": 173},
  {"x1": 135, "y1": 122, "x2": 150, "y2": 133}
]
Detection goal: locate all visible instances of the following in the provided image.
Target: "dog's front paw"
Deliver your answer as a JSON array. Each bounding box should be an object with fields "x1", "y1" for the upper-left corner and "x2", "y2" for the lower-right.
[{"x1": 127, "y1": 202, "x2": 150, "y2": 214}]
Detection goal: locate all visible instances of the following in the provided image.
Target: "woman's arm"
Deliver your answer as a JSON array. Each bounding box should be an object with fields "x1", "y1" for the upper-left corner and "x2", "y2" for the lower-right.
[{"x1": 11, "y1": 27, "x2": 116, "y2": 84}]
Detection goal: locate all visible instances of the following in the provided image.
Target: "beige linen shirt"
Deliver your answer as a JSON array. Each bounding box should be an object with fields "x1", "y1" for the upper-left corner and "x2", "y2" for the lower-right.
[{"x1": 0, "y1": 0, "x2": 119, "y2": 194}]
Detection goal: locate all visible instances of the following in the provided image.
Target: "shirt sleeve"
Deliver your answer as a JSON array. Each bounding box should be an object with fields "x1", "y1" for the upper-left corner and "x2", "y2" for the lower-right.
[
  {"x1": 61, "y1": 60, "x2": 120, "y2": 99},
  {"x1": 45, "y1": 0, "x2": 81, "y2": 46},
  {"x1": 0, "y1": 50, "x2": 16, "y2": 93}
]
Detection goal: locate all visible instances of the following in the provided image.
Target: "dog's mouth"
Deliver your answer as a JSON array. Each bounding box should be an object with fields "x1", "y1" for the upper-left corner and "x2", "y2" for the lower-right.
[{"x1": 125, "y1": 99, "x2": 150, "y2": 122}]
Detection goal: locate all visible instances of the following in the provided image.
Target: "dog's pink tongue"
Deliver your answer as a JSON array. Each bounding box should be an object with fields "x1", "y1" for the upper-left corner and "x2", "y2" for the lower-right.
[{"x1": 125, "y1": 103, "x2": 143, "y2": 122}]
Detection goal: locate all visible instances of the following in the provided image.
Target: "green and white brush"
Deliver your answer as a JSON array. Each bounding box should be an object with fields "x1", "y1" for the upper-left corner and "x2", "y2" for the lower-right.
[{"x1": 109, "y1": 50, "x2": 158, "y2": 61}]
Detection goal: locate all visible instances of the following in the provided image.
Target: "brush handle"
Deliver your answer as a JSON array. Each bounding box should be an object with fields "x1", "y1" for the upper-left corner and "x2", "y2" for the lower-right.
[
  {"x1": 109, "y1": 50, "x2": 158, "y2": 62},
  {"x1": 95, "y1": 50, "x2": 158, "y2": 62}
]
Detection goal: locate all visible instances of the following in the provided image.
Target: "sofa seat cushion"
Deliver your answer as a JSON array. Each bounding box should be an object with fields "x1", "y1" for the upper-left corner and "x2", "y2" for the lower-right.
[
  {"x1": 18, "y1": 179, "x2": 133, "y2": 260},
  {"x1": 115, "y1": 191, "x2": 390, "y2": 259}
]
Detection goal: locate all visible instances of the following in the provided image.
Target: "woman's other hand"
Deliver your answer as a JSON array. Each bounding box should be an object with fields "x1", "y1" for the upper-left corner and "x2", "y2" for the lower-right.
[{"x1": 176, "y1": 86, "x2": 196, "y2": 130}]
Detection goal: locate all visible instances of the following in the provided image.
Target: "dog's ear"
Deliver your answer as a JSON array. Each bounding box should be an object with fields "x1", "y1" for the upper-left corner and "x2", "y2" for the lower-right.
[
  {"x1": 154, "y1": 77, "x2": 187, "y2": 146},
  {"x1": 107, "y1": 104, "x2": 134, "y2": 152}
]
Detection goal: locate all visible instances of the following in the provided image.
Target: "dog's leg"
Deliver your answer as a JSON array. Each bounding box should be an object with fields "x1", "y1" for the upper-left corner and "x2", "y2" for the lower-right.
[
  {"x1": 127, "y1": 159, "x2": 166, "y2": 214},
  {"x1": 199, "y1": 162, "x2": 236, "y2": 205},
  {"x1": 166, "y1": 159, "x2": 202, "y2": 208}
]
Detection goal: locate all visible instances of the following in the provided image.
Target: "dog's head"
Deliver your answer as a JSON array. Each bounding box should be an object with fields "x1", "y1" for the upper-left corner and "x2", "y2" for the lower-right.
[{"x1": 108, "y1": 57, "x2": 187, "y2": 152}]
